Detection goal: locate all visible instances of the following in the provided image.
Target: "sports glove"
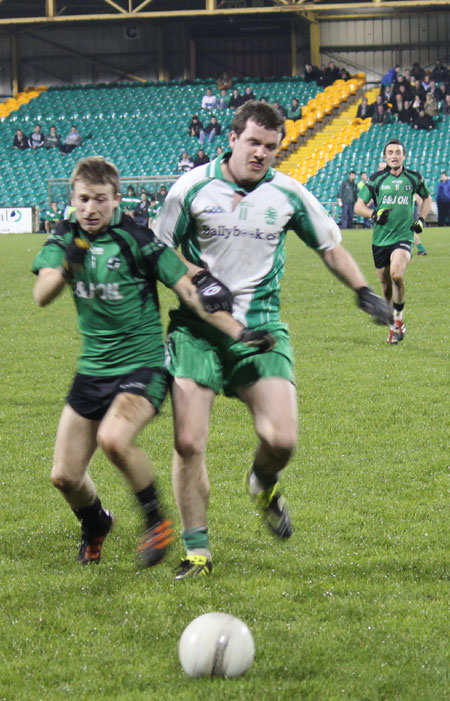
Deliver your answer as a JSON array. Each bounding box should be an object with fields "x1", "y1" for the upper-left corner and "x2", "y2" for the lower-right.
[
  {"x1": 410, "y1": 216, "x2": 424, "y2": 233},
  {"x1": 371, "y1": 208, "x2": 391, "y2": 225},
  {"x1": 62, "y1": 236, "x2": 90, "y2": 279},
  {"x1": 239, "y1": 328, "x2": 277, "y2": 352},
  {"x1": 356, "y1": 286, "x2": 393, "y2": 326},
  {"x1": 191, "y1": 269, "x2": 233, "y2": 313}
]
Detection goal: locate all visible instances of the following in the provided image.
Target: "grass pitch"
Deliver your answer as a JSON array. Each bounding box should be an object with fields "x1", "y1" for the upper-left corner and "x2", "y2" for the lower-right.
[{"x1": 0, "y1": 229, "x2": 448, "y2": 700}]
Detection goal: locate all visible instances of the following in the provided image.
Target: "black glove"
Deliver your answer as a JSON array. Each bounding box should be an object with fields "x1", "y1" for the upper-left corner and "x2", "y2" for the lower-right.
[
  {"x1": 62, "y1": 236, "x2": 90, "y2": 279},
  {"x1": 239, "y1": 328, "x2": 277, "y2": 352},
  {"x1": 411, "y1": 216, "x2": 424, "y2": 233},
  {"x1": 371, "y1": 208, "x2": 391, "y2": 225},
  {"x1": 192, "y1": 269, "x2": 233, "y2": 313},
  {"x1": 356, "y1": 287, "x2": 393, "y2": 326}
]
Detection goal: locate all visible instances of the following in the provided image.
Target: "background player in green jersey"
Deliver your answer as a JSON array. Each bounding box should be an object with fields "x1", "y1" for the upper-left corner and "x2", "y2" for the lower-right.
[
  {"x1": 156, "y1": 101, "x2": 392, "y2": 580},
  {"x1": 355, "y1": 139, "x2": 431, "y2": 344},
  {"x1": 32, "y1": 156, "x2": 268, "y2": 568}
]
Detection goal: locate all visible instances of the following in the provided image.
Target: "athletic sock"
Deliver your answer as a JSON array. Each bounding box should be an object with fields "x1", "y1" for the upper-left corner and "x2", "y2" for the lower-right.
[
  {"x1": 393, "y1": 302, "x2": 404, "y2": 322},
  {"x1": 73, "y1": 496, "x2": 110, "y2": 535},
  {"x1": 135, "y1": 483, "x2": 162, "y2": 530},
  {"x1": 417, "y1": 243, "x2": 426, "y2": 253},
  {"x1": 182, "y1": 527, "x2": 211, "y2": 559},
  {"x1": 250, "y1": 463, "x2": 279, "y2": 493}
]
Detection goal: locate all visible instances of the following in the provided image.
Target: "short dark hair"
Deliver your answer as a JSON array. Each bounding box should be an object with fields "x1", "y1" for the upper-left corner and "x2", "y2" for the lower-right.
[
  {"x1": 383, "y1": 138, "x2": 406, "y2": 156},
  {"x1": 70, "y1": 156, "x2": 120, "y2": 194},
  {"x1": 230, "y1": 101, "x2": 285, "y2": 137}
]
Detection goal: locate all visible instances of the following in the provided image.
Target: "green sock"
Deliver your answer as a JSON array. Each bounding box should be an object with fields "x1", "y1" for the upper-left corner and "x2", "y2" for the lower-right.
[
  {"x1": 182, "y1": 527, "x2": 210, "y2": 552},
  {"x1": 417, "y1": 243, "x2": 426, "y2": 253}
]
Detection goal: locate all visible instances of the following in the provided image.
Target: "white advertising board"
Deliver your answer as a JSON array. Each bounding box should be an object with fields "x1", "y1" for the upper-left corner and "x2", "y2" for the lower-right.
[{"x1": 0, "y1": 207, "x2": 36, "y2": 234}]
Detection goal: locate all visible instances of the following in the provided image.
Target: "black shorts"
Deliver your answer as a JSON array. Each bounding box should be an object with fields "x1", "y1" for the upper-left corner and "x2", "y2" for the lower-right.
[
  {"x1": 372, "y1": 241, "x2": 412, "y2": 269},
  {"x1": 66, "y1": 367, "x2": 169, "y2": 421}
]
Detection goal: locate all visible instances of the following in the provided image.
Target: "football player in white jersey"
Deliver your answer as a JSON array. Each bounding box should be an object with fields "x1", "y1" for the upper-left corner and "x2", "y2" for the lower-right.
[{"x1": 156, "y1": 101, "x2": 392, "y2": 579}]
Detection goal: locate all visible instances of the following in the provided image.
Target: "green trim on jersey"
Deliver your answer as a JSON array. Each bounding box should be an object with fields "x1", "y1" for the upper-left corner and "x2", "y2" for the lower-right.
[
  {"x1": 359, "y1": 167, "x2": 430, "y2": 246},
  {"x1": 32, "y1": 214, "x2": 187, "y2": 376},
  {"x1": 272, "y1": 184, "x2": 322, "y2": 249},
  {"x1": 172, "y1": 178, "x2": 212, "y2": 262}
]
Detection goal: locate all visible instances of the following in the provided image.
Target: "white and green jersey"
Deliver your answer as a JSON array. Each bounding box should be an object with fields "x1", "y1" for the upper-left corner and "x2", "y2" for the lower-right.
[{"x1": 155, "y1": 154, "x2": 341, "y2": 327}]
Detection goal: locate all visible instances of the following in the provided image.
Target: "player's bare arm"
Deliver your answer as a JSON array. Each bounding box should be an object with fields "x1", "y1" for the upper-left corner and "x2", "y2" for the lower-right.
[
  {"x1": 355, "y1": 197, "x2": 374, "y2": 219},
  {"x1": 33, "y1": 267, "x2": 66, "y2": 306},
  {"x1": 419, "y1": 194, "x2": 432, "y2": 221}
]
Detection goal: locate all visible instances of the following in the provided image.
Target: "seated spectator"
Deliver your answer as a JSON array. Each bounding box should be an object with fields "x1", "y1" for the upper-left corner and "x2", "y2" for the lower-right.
[
  {"x1": 429, "y1": 80, "x2": 444, "y2": 102},
  {"x1": 42, "y1": 201, "x2": 63, "y2": 234},
  {"x1": 421, "y1": 75, "x2": 432, "y2": 92},
  {"x1": 391, "y1": 93, "x2": 404, "y2": 115},
  {"x1": 397, "y1": 100, "x2": 415, "y2": 124},
  {"x1": 411, "y1": 62, "x2": 426, "y2": 82},
  {"x1": 218, "y1": 88, "x2": 229, "y2": 110},
  {"x1": 217, "y1": 72, "x2": 232, "y2": 91},
  {"x1": 28, "y1": 124, "x2": 45, "y2": 149},
  {"x1": 216, "y1": 145, "x2": 224, "y2": 157},
  {"x1": 178, "y1": 150, "x2": 194, "y2": 173},
  {"x1": 369, "y1": 94, "x2": 385, "y2": 114},
  {"x1": 411, "y1": 78, "x2": 426, "y2": 103},
  {"x1": 382, "y1": 84, "x2": 394, "y2": 106},
  {"x1": 121, "y1": 185, "x2": 140, "y2": 216},
  {"x1": 228, "y1": 88, "x2": 244, "y2": 110},
  {"x1": 371, "y1": 104, "x2": 392, "y2": 126},
  {"x1": 413, "y1": 108, "x2": 435, "y2": 130},
  {"x1": 393, "y1": 75, "x2": 413, "y2": 101},
  {"x1": 272, "y1": 100, "x2": 287, "y2": 119},
  {"x1": 148, "y1": 196, "x2": 161, "y2": 226},
  {"x1": 157, "y1": 185, "x2": 167, "y2": 204},
  {"x1": 193, "y1": 148, "x2": 210, "y2": 168},
  {"x1": 60, "y1": 125, "x2": 81, "y2": 153},
  {"x1": 189, "y1": 114, "x2": 204, "y2": 140},
  {"x1": 340, "y1": 67, "x2": 351, "y2": 81},
  {"x1": 403, "y1": 68, "x2": 413, "y2": 85},
  {"x1": 133, "y1": 191, "x2": 150, "y2": 227},
  {"x1": 241, "y1": 86, "x2": 256, "y2": 103},
  {"x1": 381, "y1": 65, "x2": 400, "y2": 87},
  {"x1": 424, "y1": 92, "x2": 439, "y2": 118},
  {"x1": 286, "y1": 98, "x2": 302, "y2": 120},
  {"x1": 13, "y1": 128, "x2": 28, "y2": 150},
  {"x1": 356, "y1": 97, "x2": 372, "y2": 119},
  {"x1": 44, "y1": 125, "x2": 61, "y2": 149},
  {"x1": 303, "y1": 63, "x2": 322, "y2": 83},
  {"x1": 322, "y1": 61, "x2": 340, "y2": 87},
  {"x1": 431, "y1": 60, "x2": 448, "y2": 83},
  {"x1": 442, "y1": 94, "x2": 450, "y2": 116},
  {"x1": 201, "y1": 88, "x2": 217, "y2": 110},
  {"x1": 203, "y1": 116, "x2": 221, "y2": 144}
]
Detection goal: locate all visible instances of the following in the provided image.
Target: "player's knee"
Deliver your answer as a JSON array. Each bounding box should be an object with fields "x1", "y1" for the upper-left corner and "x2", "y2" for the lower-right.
[
  {"x1": 390, "y1": 269, "x2": 404, "y2": 286},
  {"x1": 174, "y1": 428, "x2": 207, "y2": 460},
  {"x1": 51, "y1": 469, "x2": 81, "y2": 494},
  {"x1": 259, "y1": 425, "x2": 297, "y2": 462},
  {"x1": 97, "y1": 431, "x2": 127, "y2": 468}
]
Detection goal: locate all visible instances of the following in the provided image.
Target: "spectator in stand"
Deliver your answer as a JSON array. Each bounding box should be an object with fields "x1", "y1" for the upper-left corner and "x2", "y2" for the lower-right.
[
  {"x1": 193, "y1": 148, "x2": 210, "y2": 168},
  {"x1": 429, "y1": 79, "x2": 444, "y2": 103},
  {"x1": 28, "y1": 124, "x2": 45, "y2": 149},
  {"x1": 13, "y1": 128, "x2": 28, "y2": 149},
  {"x1": 424, "y1": 92, "x2": 439, "y2": 118},
  {"x1": 303, "y1": 63, "x2": 322, "y2": 83},
  {"x1": 397, "y1": 100, "x2": 415, "y2": 124},
  {"x1": 372, "y1": 104, "x2": 392, "y2": 126},
  {"x1": 189, "y1": 114, "x2": 204, "y2": 140},
  {"x1": 382, "y1": 84, "x2": 394, "y2": 106},
  {"x1": 178, "y1": 150, "x2": 194, "y2": 173},
  {"x1": 421, "y1": 75, "x2": 432, "y2": 93},
  {"x1": 442, "y1": 94, "x2": 450, "y2": 116},
  {"x1": 121, "y1": 185, "x2": 140, "y2": 216},
  {"x1": 228, "y1": 87, "x2": 244, "y2": 110},
  {"x1": 217, "y1": 72, "x2": 232, "y2": 91},
  {"x1": 286, "y1": 98, "x2": 302, "y2": 120},
  {"x1": 241, "y1": 86, "x2": 256, "y2": 103},
  {"x1": 203, "y1": 116, "x2": 221, "y2": 144},
  {"x1": 356, "y1": 96, "x2": 372, "y2": 119},
  {"x1": 391, "y1": 93, "x2": 404, "y2": 116},
  {"x1": 218, "y1": 88, "x2": 229, "y2": 110},
  {"x1": 411, "y1": 93, "x2": 422, "y2": 112},
  {"x1": 133, "y1": 191, "x2": 150, "y2": 227},
  {"x1": 431, "y1": 60, "x2": 448, "y2": 83},
  {"x1": 60, "y1": 125, "x2": 82, "y2": 154},
  {"x1": 42, "y1": 201, "x2": 63, "y2": 234},
  {"x1": 322, "y1": 61, "x2": 340, "y2": 87},
  {"x1": 381, "y1": 65, "x2": 400, "y2": 88},
  {"x1": 411, "y1": 77, "x2": 426, "y2": 103},
  {"x1": 411, "y1": 62, "x2": 426, "y2": 82},
  {"x1": 272, "y1": 100, "x2": 287, "y2": 119},
  {"x1": 369, "y1": 94, "x2": 385, "y2": 114},
  {"x1": 44, "y1": 125, "x2": 61, "y2": 149},
  {"x1": 147, "y1": 195, "x2": 161, "y2": 226},
  {"x1": 157, "y1": 185, "x2": 167, "y2": 204},
  {"x1": 413, "y1": 108, "x2": 435, "y2": 130},
  {"x1": 403, "y1": 68, "x2": 413, "y2": 85},
  {"x1": 393, "y1": 74, "x2": 413, "y2": 101},
  {"x1": 201, "y1": 88, "x2": 217, "y2": 111},
  {"x1": 340, "y1": 67, "x2": 351, "y2": 81},
  {"x1": 337, "y1": 170, "x2": 358, "y2": 229},
  {"x1": 436, "y1": 171, "x2": 450, "y2": 226},
  {"x1": 216, "y1": 145, "x2": 224, "y2": 157}
]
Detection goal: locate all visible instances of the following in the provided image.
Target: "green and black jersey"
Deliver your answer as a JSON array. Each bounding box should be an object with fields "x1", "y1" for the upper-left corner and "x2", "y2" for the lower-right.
[
  {"x1": 359, "y1": 166, "x2": 430, "y2": 246},
  {"x1": 32, "y1": 209, "x2": 187, "y2": 376}
]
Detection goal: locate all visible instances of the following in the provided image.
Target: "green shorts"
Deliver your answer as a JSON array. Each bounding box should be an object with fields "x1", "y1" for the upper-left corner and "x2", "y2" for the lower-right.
[{"x1": 165, "y1": 314, "x2": 295, "y2": 397}]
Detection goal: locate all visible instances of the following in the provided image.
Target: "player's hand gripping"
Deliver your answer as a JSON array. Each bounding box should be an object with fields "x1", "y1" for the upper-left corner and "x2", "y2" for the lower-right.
[
  {"x1": 371, "y1": 208, "x2": 391, "y2": 225},
  {"x1": 410, "y1": 216, "x2": 424, "y2": 233},
  {"x1": 356, "y1": 287, "x2": 393, "y2": 326},
  {"x1": 238, "y1": 328, "x2": 277, "y2": 352},
  {"x1": 192, "y1": 269, "x2": 233, "y2": 313},
  {"x1": 62, "y1": 236, "x2": 90, "y2": 280}
]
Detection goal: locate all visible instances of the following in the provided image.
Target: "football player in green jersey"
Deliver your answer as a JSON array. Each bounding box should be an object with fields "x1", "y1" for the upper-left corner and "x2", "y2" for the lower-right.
[
  {"x1": 32, "y1": 156, "x2": 270, "y2": 568},
  {"x1": 156, "y1": 101, "x2": 393, "y2": 580},
  {"x1": 355, "y1": 139, "x2": 431, "y2": 344}
]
